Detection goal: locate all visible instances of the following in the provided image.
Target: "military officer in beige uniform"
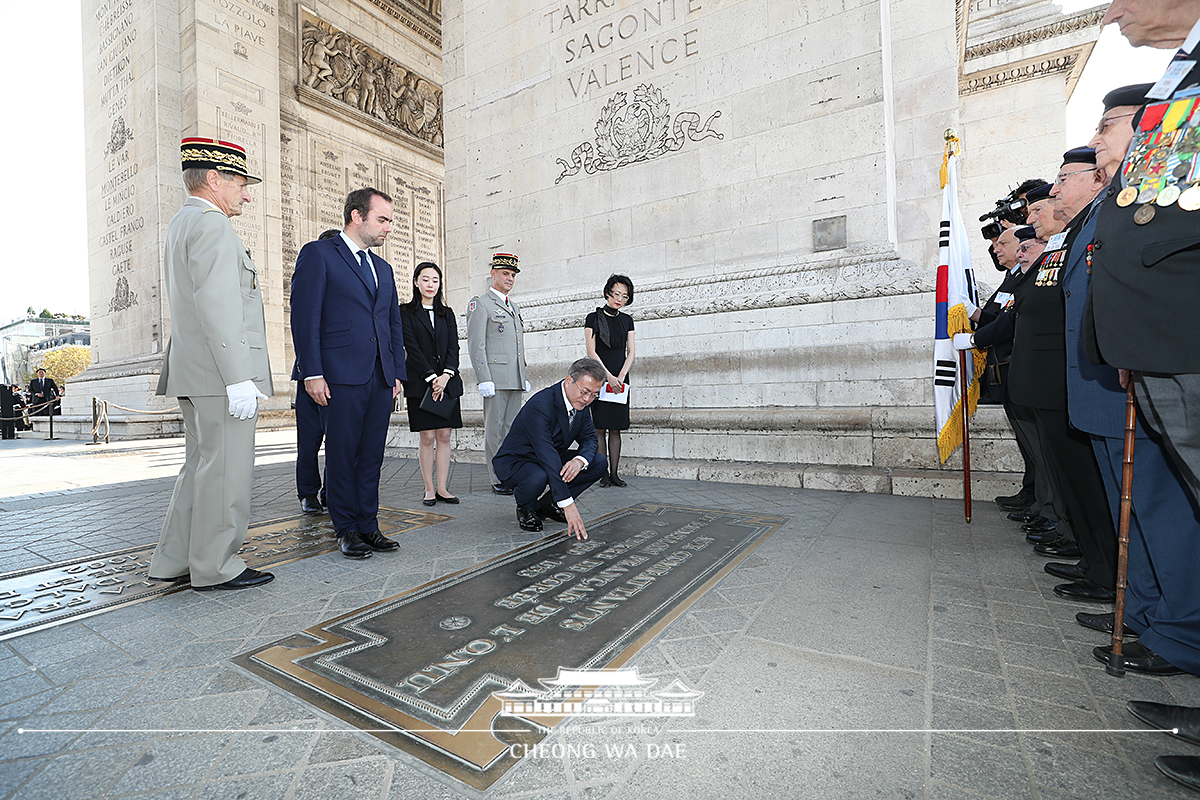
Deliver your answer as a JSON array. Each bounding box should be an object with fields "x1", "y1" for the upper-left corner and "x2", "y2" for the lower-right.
[
  {"x1": 149, "y1": 138, "x2": 275, "y2": 591},
  {"x1": 467, "y1": 253, "x2": 529, "y2": 493}
]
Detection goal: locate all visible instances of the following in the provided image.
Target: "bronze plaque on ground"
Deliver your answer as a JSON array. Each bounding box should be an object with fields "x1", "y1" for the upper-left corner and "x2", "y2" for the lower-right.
[
  {"x1": 233, "y1": 503, "x2": 785, "y2": 790},
  {"x1": 0, "y1": 507, "x2": 445, "y2": 641}
]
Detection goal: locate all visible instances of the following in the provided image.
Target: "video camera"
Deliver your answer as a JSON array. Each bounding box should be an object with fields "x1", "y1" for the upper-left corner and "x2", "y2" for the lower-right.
[
  {"x1": 978, "y1": 178, "x2": 1050, "y2": 240},
  {"x1": 979, "y1": 194, "x2": 1027, "y2": 240}
]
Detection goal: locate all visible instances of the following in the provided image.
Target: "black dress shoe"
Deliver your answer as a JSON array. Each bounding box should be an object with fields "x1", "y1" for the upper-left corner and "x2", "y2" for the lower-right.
[
  {"x1": 1008, "y1": 509, "x2": 1040, "y2": 523},
  {"x1": 517, "y1": 504, "x2": 543, "y2": 532},
  {"x1": 493, "y1": 483, "x2": 514, "y2": 495},
  {"x1": 148, "y1": 573, "x2": 190, "y2": 583},
  {"x1": 359, "y1": 529, "x2": 400, "y2": 552},
  {"x1": 1045, "y1": 562, "x2": 1085, "y2": 580},
  {"x1": 300, "y1": 495, "x2": 325, "y2": 514},
  {"x1": 436, "y1": 493, "x2": 460, "y2": 504},
  {"x1": 1093, "y1": 640, "x2": 1185, "y2": 675},
  {"x1": 609, "y1": 474, "x2": 627, "y2": 487},
  {"x1": 996, "y1": 493, "x2": 1035, "y2": 512},
  {"x1": 1022, "y1": 517, "x2": 1058, "y2": 534},
  {"x1": 1156, "y1": 756, "x2": 1200, "y2": 792},
  {"x1": 1077, "y1": 611, "x2": 1138, "y2": 636},
  {"x1": 537, "y1": 503, "x2": 568, "y2": 523},
  {"x1": 192, "y1": 568, "x2": 274, "y2": 591},
  {"x1": 1035, "y1": 539, "x2": 1082, "y2": 558},
  {"x1": 1025, "y1": 530, "x2": 1055, "y2": 544},
  {"x1": 422, "y1": 496, "x2": 436, "y2": 506},
  {"x1": 1054, "y1": 579, "x2": 1116, "y2": 603},
  {"x1": 599, "y1": 475, "x2": 611, "y2": 487},
  {"x1": 1127, "y1": 701, "x2": 1200, "y2": 745},
  {"x1": 338, "y1": 530, "x2": 373, "y2": 559}
]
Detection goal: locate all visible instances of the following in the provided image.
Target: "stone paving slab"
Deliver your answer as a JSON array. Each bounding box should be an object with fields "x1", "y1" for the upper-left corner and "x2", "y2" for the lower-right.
[{"x1": 0, "y1": 434, "x2": 1197, "y2": 799}]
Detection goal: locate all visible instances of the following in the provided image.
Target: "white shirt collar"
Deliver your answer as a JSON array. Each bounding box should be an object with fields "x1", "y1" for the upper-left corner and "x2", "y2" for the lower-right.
[
  {"x1": 561, "y1": 382, "x2": 574, "y2": 416},
  {"x1": 489, "y1": 287, "x2": 509, "y2": 304},
  {"x1": 1185, "y1": 16, "x2": 1200, "y2": 54},
  {"x1": 339, "y1": 231, "x2": 367, "y2": 259}
]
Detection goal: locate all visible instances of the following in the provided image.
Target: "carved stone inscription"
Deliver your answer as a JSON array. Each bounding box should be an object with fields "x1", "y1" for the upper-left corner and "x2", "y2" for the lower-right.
[
  {"x1": 301, "y1": 12, "x2": 443, "y2": 147},
  {"x1": 93, "y1": 0, "x2": 144, "y2": 320},
  {"x1": 546, "y1": 0, "x2": 705, "y2": 99},
  {"x1": 219, "y1": 107, "x2": 269, "y2": 296},
  {"x1": 304, "y1": 138, "x2": 442, "y2": 275}
]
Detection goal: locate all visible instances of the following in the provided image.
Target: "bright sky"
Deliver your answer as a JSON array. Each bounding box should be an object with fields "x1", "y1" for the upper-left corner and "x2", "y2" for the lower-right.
[{"x1": 0, "y1": 2, "x2": 1177, "y2": 327}]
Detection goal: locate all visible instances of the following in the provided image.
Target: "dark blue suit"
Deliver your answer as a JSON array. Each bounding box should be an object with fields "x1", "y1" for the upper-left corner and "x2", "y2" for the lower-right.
[
  {"x1": 291, "y1": 235, "x2": 405, "y2": 536},
  {"x1": 291, "y1": 359, "x2": 325, "y2": 502},
  {"x1": 1066, "y1": 197, "x2": 1200, "y2": 673},
  {"x1": 493, "y1": 383, "x2": 607, "y2": 508}
]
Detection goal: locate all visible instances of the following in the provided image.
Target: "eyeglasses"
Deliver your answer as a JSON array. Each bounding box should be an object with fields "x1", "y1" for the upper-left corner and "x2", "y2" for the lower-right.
[
  {"x1": 608, "y1": 291, "x2": 629, "y2": 299},
  {"x1": 1054, "y1": 167, "x2": 1098, "y2": 185},
  {"x1": 577, "y1": 388, "x2": 602, "y2": 400},
  {"x1": 1095, "y1": 112, "x2": 1136, "y2": 135}
]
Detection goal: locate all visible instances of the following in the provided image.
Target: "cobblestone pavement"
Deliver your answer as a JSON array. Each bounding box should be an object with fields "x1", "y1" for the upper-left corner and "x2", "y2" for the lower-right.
[{"x1": 1, "y1": 433, "x2": 1197, "y2": 800}]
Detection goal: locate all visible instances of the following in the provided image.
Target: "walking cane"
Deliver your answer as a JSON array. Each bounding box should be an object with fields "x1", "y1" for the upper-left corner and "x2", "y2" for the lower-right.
[
  {"x1": 1107, "y1": 379, "x2": 1137, "y2": 678},
  {"x1": 959, "y1": 349, "x2": 972, "y2": 523}
]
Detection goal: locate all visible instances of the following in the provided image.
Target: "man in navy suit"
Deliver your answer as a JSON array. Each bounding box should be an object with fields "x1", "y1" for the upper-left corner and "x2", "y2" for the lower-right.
[
  {"x1": 291, "y1": 188, "x2": 406, "y2": 559},
  {"x1": 493, "y1": 358, "x2": 609, "y2": 540}
]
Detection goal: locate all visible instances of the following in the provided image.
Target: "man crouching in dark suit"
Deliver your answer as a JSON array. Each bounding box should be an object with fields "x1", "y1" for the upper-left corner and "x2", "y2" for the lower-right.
[
  {"x1": 493, "y1": 358, "x2": 609, "y2": 540},
  {"x1": 291, "y1": 188, "x2": 406, "y2": 559}
]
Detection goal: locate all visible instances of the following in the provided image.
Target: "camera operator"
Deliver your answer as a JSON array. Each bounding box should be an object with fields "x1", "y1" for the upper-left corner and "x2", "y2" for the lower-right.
[{"x1": 981, "y1": 178, "x2": 1051, "y2": 272}]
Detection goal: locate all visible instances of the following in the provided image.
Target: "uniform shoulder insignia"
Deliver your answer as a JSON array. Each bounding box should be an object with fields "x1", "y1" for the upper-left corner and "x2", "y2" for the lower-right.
[{"x1": 468, "y1": 298, "x2": 478, "y2": 312}]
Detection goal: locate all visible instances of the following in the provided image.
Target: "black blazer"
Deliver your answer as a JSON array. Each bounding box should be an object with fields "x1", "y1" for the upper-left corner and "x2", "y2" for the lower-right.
[
  {"x1": 399, "y1": 305, "x2": 463, "y2": 399},
  {"x1": 1007, "y1": 213, "x2": 1089, "y2": 411},
  {"x1": 1087, "y1": 60, "x2": 1200, "y2": 374},
  {"x1": 493, "y1": 383, "x2": 599, "y2": 505}
]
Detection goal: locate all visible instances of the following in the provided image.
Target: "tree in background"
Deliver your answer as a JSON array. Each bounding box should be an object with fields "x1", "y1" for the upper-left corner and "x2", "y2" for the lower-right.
[{"x1": 38, "y1": 346, "x2": 91, "y2": 385}]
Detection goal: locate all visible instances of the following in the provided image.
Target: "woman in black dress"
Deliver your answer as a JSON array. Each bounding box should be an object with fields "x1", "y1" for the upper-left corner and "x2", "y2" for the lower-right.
[
  {"x1": 585, "y1": 274, "x2": 636, "y2": 486},
  {"x1": 399, "y1": 262, "x2": 463, "y2": 506}
]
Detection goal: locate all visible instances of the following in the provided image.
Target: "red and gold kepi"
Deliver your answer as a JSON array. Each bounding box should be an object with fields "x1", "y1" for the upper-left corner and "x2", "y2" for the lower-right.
[
  {"x1": 490, "y1": 252, "x2": 519, "y2": 272},
  {"x1": 180, "y1": 137, "x2": 261, "y2": 185}
]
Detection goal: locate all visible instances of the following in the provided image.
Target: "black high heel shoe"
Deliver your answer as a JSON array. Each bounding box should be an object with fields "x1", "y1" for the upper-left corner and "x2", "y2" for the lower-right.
[{"x1": 609, "y1": 474, "x2": 627, "y2": 487}]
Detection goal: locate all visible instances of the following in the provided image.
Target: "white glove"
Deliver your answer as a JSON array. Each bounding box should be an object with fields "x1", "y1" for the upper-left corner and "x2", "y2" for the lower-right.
[
  {"x1": 226, "y1": 379, "x2": 266, "y2": 420},
  {"x1": 524, "y1": 380, "x2": 531, "y2": 392},
  {"x1": 478, "y1": 381, "x2": 496, "y2": 398},
  {"x1": 952, "y1": 333, "x2": 975, "y2": 351}
]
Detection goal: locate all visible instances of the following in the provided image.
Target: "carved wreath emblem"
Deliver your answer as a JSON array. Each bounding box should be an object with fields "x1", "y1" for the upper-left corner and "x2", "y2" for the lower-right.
[
  {"x1": 104, "y1": 117, "x2": 134, "y2": 157},
  {"x1": 555, "y1": 84, "x2": 723, "y2": 184}
]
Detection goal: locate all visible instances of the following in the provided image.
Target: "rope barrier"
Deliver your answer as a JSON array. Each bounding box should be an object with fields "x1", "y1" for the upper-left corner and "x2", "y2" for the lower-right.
[{"x1": 106, "y1": 403, "x2": 181, "y2": 415}]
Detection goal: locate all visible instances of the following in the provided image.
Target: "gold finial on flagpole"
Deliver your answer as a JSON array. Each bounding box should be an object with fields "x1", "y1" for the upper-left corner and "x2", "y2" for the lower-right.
[{"x1": 941, "y1": 129, "x2": 961, "y2": 189}]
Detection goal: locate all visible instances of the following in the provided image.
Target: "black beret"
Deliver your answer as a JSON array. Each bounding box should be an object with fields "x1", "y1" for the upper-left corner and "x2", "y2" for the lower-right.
[
  {"x1": 1103, "y1": 83, "x2": 1153, "y2": 111},
  {"x1": 1062, "y1": 146, "x2": 1097, "y2": 165},
  {"x1": 1025, "y1": 184, "x2": 1053, "y2": 203},
  {"x1": 1014, "y1": 225, "x2": 1037, "y2": 241}
]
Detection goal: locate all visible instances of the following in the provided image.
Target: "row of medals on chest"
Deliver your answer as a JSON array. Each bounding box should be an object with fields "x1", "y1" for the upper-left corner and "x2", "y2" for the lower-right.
[{"x1": 1116, "y1": 105, "x2": 1200, "y2": 225}]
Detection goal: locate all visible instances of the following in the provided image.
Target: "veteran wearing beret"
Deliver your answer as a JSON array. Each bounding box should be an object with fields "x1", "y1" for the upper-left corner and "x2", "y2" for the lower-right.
[{"x1": 149, "y1": 138, "x2": 274, "y2": 592}]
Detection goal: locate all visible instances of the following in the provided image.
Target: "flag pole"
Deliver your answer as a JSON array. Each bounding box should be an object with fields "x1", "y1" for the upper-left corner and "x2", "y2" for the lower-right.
[{"x1": 959, "y1": 348, "x2": 972, "y2": 523}]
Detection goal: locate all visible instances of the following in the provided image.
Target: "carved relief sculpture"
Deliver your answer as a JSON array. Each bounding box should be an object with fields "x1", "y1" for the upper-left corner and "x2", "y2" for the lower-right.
[
  {"x1": 554, "y1": 84, "x2": 723, "y2": 184},
  {"x1": 300, "y1": 15, "x2": 442, "y2": 148},
  {"x1": 109, "y1": 276, "x2": 139, "y2": 313}
]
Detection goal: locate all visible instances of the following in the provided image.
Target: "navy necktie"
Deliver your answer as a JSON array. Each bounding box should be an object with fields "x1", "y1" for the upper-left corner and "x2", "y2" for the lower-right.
[{"x1": 359, "y1": 250, "x2": 377, "y2": 296}]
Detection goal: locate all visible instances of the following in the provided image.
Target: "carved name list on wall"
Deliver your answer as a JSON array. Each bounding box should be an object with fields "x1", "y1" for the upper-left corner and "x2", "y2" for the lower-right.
[
  {"x1": 300, "y1": 13, "x2": 442, "y2": 148},
  {"x1": 554, "y1": 83, "x2": 722, "y2": 184},
  {"x1": 549, "y1": 0, "x2": 704, "y2": 99}
]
